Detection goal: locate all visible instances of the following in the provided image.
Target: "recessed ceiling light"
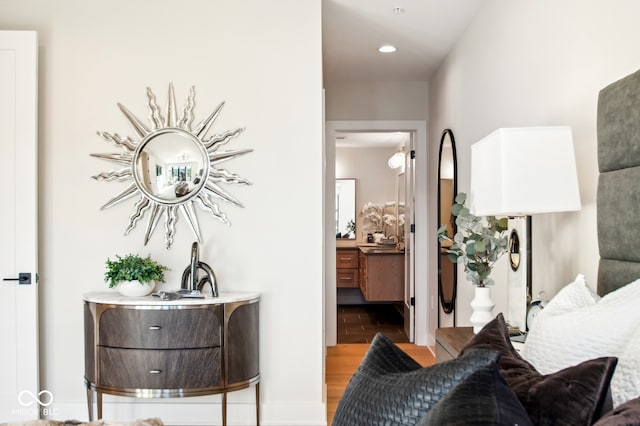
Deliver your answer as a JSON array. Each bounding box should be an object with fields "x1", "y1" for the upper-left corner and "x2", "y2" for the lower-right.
[{"x1": 378, "y1": 45, "x2": 397, "y2": 53}]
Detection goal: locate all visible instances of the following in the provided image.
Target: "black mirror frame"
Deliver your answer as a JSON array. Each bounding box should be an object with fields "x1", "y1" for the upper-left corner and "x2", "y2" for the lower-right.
[{"x1": 437, "y1": 128, "x2": 458, "y2": 323}]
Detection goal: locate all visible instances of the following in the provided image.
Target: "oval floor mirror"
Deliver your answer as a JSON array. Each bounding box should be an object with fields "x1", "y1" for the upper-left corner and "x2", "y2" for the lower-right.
[{"x1": 437, "y1": 129, "x2": 458, "y2": 325}]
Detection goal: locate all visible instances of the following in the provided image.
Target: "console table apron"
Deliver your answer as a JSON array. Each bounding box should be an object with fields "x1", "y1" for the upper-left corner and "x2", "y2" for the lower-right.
[{"x1": 83, "y1": 292, "x2": 260, "y2": 425}]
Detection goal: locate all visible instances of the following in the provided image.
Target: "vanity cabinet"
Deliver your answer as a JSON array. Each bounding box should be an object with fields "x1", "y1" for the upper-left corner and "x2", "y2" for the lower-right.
[
  {"x1": 358, "y1": 249, "x2": 404, "y2": 301},
  {"x1": 336, "y1": 248, "x2": 359, "y2": 288},
  {"x1": 83, "y1": 292, "x2": 259, "y2": 425}
]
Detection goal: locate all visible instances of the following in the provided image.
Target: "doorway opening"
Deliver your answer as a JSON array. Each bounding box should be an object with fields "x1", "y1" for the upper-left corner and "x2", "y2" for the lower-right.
[
  {"x1": 325, "y1": 120, "x2": 429, "y2": 347},
  {"x1": 335, "y1": 130, "x2": 412, "y2": 344}
]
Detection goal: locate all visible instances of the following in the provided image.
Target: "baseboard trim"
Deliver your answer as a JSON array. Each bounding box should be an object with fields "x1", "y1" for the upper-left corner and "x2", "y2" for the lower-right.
[{"x1": 45, "y1": 398, "x2": 327, "y2": 426}]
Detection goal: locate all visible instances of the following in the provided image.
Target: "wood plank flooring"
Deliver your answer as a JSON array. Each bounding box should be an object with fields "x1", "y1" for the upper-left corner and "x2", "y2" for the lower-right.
[
  {"x1": 337, "y1": 304, "x2": 408, "y2": 344},
  {"x1": 325, "y1": 342, "x2": 436, "y2": 424}
]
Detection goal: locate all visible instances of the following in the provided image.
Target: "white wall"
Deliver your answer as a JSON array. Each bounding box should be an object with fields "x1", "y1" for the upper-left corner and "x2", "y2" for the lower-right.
[
  {"x1": 429, "y1": 0, "x2": 640, "y2": 327},
  {"x1": 325, "y1": 81, "x2": 428, "y2": 121},
  {"x1": 336, "y1": 146, "x2": 399, "y2": 243},
  {"x1": 0, "y1": 1, "x2": 324, "y2": 424}
]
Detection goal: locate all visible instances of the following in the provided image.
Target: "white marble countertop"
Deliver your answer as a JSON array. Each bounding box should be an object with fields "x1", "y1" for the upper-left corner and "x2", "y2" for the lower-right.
[{"x1": 83, "y1": 291, "x2": 260, "y2": 305}]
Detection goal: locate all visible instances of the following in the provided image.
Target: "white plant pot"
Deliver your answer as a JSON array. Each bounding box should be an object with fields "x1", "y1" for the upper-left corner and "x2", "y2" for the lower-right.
[
  {"x1": 117, "y1": 280, "x2": 155, "y2": 297},
  {"x1": 470, "y1": 286, "x2": 495, "y2": 333}
]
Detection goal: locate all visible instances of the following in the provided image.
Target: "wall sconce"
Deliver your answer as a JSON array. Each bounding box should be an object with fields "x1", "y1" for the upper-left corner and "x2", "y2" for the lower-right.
[
  {"x1": 469, "y1": 126, "x2": 581, "y2": 332},
  {"x1": 388, "y1": 147, "x2": 405, "y2": 170}
]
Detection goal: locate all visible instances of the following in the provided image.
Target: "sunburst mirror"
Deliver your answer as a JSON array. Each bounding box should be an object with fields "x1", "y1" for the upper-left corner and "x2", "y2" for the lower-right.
[{"x1": 91, "y1": 83, "x2": 252, "y2": 249}]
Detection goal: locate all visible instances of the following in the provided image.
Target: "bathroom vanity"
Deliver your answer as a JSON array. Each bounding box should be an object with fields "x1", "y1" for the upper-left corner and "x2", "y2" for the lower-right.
[
  {"x1": 83, "y1": 291, "x2": 259, "y2": 425},
  {"x1": 358, "y1": 247, "x2": 404, "y2": 302}
]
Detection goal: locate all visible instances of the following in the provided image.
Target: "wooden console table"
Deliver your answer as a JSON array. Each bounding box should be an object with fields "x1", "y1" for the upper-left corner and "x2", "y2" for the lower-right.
[{"x1": 83, "y1": 292, "x2": 260, "y2": 425}]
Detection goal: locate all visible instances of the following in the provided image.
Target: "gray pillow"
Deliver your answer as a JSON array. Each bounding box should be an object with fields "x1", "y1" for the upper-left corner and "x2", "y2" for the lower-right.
[
  {"x1": 418, "y1": 362, "x2": 533, "y2": 426},
  {"x1": 332, "y1": 332, "x2": 500, "y2": 426}
]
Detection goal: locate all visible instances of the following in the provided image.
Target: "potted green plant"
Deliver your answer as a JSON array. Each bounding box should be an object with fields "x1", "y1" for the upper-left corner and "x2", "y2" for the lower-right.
[
  {"x1": 104, "y1": 254, "x2": 169, "y2": 297},
  {"x1": 437, "y1": 193, "x2": 509, "y2": 332}
]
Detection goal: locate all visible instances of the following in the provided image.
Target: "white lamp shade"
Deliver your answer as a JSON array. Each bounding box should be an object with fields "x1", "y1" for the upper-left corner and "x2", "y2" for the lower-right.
[{"x1": 469, "y1": 126, "x2": 581, "y2": 216}]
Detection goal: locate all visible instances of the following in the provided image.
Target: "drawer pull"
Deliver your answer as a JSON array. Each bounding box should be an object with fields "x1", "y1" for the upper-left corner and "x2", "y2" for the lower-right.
[
  {"x1": 148, "y1": 326, "x2": 162, "y2": 330},
  {"x1": 340, "y1": 277, "x2": 351, "y2": 281},
  {"x1": 149, "y1": 369, "x2": 162, "y2": 374},
  {"x1": 339, "y1": 257, "x2": 352, "y2": 261}
]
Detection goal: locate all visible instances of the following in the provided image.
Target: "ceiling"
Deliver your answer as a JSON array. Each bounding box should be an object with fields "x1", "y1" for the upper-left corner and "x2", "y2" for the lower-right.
[
  {"x1": 324, "y1": 1, "x2": 485, "y2": 147},
  {"x1": 322, "y1": 0, "x2": 486, "y2": 83}
]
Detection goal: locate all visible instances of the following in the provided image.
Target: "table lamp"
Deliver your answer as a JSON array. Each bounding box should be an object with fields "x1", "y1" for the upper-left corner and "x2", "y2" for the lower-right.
[{"x1": 469, "y1": 126, "x2": 581, "y2": 332}]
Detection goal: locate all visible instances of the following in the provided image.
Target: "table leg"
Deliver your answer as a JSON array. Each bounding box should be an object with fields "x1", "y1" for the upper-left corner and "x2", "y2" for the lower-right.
[
  {"x1": 85, "y1": 389, "x2": 103, "y2": 420},
  {"x1": 97, "y1": 391, "x2": 102, "y2": 420},
  {"x1": 86, "y1": 388, "x2": 93, "y2": 421},
  {"x1": 222, "y1": 392, "x2": 227, "y2": 426},
  {"x1": 255, "y1": 383, "x2": 260, "y2": 426}
]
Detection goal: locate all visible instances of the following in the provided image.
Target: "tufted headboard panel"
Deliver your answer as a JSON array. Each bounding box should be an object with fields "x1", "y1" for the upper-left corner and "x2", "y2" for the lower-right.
[{"x1": 597, "y1": 68, "x2": 640, "y2": 295}]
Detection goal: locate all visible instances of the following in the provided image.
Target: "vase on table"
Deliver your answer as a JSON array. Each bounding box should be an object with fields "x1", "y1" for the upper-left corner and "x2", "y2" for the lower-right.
[
  {"x1": 469, "y1": 285, "x2": 494, "y2": 333},
  {"x1": 116, "y1": 280, "x2": 156, "y2": 297}
]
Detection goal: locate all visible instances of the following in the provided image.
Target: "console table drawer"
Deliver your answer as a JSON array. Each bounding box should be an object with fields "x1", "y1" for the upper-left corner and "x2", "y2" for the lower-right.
[
  {"x1": 99, "y1": 347, "x2": 222, "y2": 389},
  {"x1": 99, "y1": 306, "x2": 222, "y2": 349}
]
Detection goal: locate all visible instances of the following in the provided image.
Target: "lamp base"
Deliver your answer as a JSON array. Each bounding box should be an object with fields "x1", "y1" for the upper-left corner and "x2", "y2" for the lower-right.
[{"x1": 507, "y1": 216, "x2": 531, "y2": 332}]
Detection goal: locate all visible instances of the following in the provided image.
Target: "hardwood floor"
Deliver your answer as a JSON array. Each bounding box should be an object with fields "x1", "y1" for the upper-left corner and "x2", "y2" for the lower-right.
[
  {"x1": 325, "y1": 342, "x2": 435, "y2": 424},
  {"x1": 337, "y1": 304, "x2": 408, "y2": 344}
]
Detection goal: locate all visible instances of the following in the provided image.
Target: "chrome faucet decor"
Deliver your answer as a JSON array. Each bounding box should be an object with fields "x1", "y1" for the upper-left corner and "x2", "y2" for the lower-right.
[{"x1": 181, "y1": 242, "x2": 218, "y2": 297}]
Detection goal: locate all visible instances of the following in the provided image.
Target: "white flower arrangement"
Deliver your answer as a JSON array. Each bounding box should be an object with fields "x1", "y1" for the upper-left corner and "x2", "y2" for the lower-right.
[
  {"x1": 361, "y1": 202, "x2": 385, "y2": 232},
  {"x1": 361, "y1": 201, "x2": 404, "y2": 236}
]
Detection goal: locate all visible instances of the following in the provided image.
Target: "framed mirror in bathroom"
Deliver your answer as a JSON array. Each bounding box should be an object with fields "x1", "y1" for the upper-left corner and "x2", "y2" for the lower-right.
[
  {"x1": 437, "y1": 129, "x2": 458, "y2": 323},
  {"x1": 335, "y1": 178, "x2": 356, "y2": 239}
]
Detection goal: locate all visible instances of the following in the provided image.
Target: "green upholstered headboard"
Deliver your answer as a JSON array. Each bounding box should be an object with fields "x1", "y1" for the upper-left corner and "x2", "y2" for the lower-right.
[{"x1": 597, "y1": 68, "x2": 640, "y2": 295}]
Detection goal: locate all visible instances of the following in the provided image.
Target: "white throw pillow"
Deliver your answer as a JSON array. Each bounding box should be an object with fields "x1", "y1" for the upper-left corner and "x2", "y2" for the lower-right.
[
  {"x1": 523, "y1": 274, "x2": 640, "y2": 406},
  {"x1": 537, "y1": 274, "x2": 599, "y2": 316},
  {"x1": 611, "y1": 322, "x2": 640, "y2": 406}
]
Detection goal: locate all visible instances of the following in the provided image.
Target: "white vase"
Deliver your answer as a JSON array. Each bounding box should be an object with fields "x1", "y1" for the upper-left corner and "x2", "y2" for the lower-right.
[
  {"x1": 117, "y1": 280, "x2": 155, "y2": 297},
  {"x1": 470, "y1": 286, "x2": 495, "y2": 333}
]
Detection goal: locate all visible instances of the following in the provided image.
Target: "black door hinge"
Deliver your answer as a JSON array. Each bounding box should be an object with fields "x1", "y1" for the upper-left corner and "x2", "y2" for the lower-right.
[
  {"x1": 410, "y1": 150, "x2": 416, "y2": 159},
  {"x1": 410, "y1": 297, "x2": 415, "y2": 306},
  {"x1": 410, "y1": 224, "x2": 415, "y2": 233}
]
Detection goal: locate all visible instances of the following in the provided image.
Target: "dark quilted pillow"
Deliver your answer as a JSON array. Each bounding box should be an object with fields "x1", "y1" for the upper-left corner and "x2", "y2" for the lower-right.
[
  {"x1": 594, "y1": 396, "x2": 640, "y2": 425},
  {"x1": 418, "y1": 361, "x2": 533, "y2": 426},
  {"x1": 332, "y1": 333, "x2": 500, "y2": 426},
  {"x1": 460, "y1": 313, "x2": 618, "y2": 426}
]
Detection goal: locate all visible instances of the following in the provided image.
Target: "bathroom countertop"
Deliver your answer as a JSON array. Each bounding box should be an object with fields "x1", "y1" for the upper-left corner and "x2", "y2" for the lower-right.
[
  {"x1": 358, "y1": 245, "x2": 404, "y2": 254},
  {"x1": 83, "y1": 290, "x2": 260, "y2": 305}
]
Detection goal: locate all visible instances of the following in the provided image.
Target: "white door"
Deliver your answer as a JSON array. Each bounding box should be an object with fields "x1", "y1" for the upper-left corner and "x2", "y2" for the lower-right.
[
  {"x1": 0, "y1": 31, "x2": 40, "y2": 421},
  {"x1": 403, "y1": 135, "x2": 416, "y2": 342}
]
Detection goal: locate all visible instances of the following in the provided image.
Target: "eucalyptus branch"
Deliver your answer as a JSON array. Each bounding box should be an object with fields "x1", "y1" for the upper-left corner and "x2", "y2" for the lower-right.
[{"x1": 437, "y1": 193, "x2": 508, "y2": 286}]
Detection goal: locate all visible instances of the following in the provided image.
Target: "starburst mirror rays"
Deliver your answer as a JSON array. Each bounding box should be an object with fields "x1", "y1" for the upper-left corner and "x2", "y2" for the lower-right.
[{"x1": 91, "y1": 83, "x2": 252, "y2": 249}]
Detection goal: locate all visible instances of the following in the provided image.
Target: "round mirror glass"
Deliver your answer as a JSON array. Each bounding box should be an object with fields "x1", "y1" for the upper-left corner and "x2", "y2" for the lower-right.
[
  {"x1": 133, "y1": 128, "x2": 210, "y2": 205},
  {"x1": 437, "y1": 129, "x2": 458, "y2": 318}
]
